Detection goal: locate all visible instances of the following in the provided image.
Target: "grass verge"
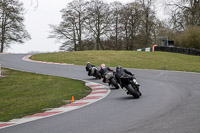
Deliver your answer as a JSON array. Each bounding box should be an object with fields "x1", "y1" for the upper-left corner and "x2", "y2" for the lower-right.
[
  {"x1": 0, "y1": 68, "x2": 91, "y2": 122},
  {"x1": 32, "y1": 50, "x2": 200, "y2": 73}
]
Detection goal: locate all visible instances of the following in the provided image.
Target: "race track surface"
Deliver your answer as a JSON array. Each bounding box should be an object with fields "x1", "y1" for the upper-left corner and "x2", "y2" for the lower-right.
[{"x1": 0, "y1": 54, "x2": 200, "y2": 133}]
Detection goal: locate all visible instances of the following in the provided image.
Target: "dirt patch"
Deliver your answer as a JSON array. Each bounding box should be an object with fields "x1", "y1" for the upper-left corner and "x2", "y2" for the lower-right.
[{"x1": 0, "y1": 68, "x2": 12, "y2": 78}]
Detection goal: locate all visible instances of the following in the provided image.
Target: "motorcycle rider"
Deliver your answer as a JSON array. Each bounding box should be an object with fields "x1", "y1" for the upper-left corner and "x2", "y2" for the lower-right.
[
  {"x1": 115, "y1": 65, "x2": 141, "y2": 95},
  {"x1": 86, "y1": 62, "x2": 97, "y2": 76},
  {"x1": 99, "y1": 64, "x2": 113, "y2": 83}
]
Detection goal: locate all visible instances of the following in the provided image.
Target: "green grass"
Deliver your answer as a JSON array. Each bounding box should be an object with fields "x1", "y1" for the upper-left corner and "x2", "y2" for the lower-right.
[
  {"x1": 32, "y1": 50, "x2": 200, "y2": 73},
  {"x1": 0, "y1": 68, "x2": 91, "y2": 122}
]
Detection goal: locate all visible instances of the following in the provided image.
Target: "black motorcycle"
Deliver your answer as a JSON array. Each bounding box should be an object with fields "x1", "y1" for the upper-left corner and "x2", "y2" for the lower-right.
[
  {"x1": 88, "y1": 67, "x2": 101, "y2": 79},
  {"x1": 120, "y1": 75, "x2": 141, "y2": 98},
  {"x1": 104, "y1": 72, "x2": 119, "y2": 89}
]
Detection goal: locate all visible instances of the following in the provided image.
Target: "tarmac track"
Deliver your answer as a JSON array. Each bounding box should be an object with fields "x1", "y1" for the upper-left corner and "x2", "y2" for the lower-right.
[{"x1": 0, "y1": 54, "x2": 200, "y2": 133}]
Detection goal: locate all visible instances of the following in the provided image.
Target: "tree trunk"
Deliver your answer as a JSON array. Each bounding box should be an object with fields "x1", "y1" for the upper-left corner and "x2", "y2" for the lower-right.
[
  {"x1": 115, "y1": 17, "x2": 118, "y2": 47},
  {"x1": 96, "y1": 36, "x2": 100, "y2": 50},
  {"x1": 145, "y1": 8, "x2": 150, "y2": 47},
  {"x1": 1, "y1": 25, "x2": 5, "y2": 53},
  {"x1": 97, "y1": 15, "x2": 100, "y2": 50},
  {"x1": 0, "y1": 26, "x2": 4, "y2": 53},
  {"x1": 78, "y1": 12, "x2": 82, "y2": 50},
  {"x1": 0, "y1": 41, "x2": 4, "y2": 53},
  {"x1": 73, "y1": 24, "x2": 77, "y2": 51},
  {"x1": 125, "y1": 22, "x2": 129, "y2": 50},
  {"x1": 1, "y1": 9, "x2": 5, "y2": 53}
]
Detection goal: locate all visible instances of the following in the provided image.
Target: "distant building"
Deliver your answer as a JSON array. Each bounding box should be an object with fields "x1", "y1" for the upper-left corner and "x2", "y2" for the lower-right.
[{"x1": 156, "y1": 36, "x2": 174, "y2": 47}]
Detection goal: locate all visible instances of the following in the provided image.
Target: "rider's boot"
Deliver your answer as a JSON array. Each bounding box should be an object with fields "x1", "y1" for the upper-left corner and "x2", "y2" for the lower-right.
[{"x1": 122, "y1": 86, "x2": 130, "y2": 95}]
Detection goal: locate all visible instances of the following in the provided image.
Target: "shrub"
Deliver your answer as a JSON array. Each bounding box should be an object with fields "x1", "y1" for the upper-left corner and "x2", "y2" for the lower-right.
[{"x1": 176, "y1": 26, "x2": 200, "y2": 49}]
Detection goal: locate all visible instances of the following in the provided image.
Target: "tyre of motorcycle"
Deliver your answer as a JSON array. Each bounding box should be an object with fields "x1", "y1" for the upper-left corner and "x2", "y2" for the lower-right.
[
  {"x1": 96, "y1": 71, "x2": 101, "y2": 79},
  {"x1": 110, "y1": 78, "x2": 119, "y2": 89},
  {"x1": 130, "y1": 81, "x2": 141, "y2": 95},
  {"x1": 93, "y1": 69, "x2": 101, "y2": 79},
  {"x1": 126, "y1": 84, "x2": 140, "y2": 99},
  {"x1": 93, "y1": 74, "x2": 99, "y2": 79}
]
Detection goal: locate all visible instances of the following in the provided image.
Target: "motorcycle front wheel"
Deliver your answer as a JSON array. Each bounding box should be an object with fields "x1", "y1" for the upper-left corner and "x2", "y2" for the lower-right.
[{"x1": 126, "y1": 84, "x2": 140, "y2": 99}]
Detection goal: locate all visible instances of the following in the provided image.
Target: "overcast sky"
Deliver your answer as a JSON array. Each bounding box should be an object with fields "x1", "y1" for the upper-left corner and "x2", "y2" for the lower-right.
[{"x1": 6, "y1": 0, "x2": 168, "y2": 53}]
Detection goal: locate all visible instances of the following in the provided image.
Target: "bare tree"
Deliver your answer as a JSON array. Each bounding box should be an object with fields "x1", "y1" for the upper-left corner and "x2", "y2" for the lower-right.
[
  {"x1": 180, "y1": 0, "x2": 200, "y2": 26},
  {"x1": 120, "y1": 2, "x2": 143, "y2": 50},
  {"x1": 128, "y1": 2, "x2": 143, "y2": 50},
  {"x1": 167, "y1": 0, "x2": 200, "y2": 31},
  {"x1": 110, "y1": 1, "x2": 123, "y2": 49},
  {"x1": 48, "y1": 0, "x2": 164, "y2": 51},
  {"x1": 120, "y1": 4, "x2": 131, "y2": 50},
  {"x1": 49, "y1": 0, "x2": 87, "y2": 51},
  {"x1": 0, "y1": 0, "x2": 30, "y2": 53},
  {"x1": 67, "y1": 0, "x2": 87, "y2": 50},
  {"x1": 49, "y1": 11, "x2": 77, "y2": 51},
  {"x1": 85, "y1": 0, "x2": 111, "y2": 50},
  {"x1": 138, "y1": 0, "x2": 156, "y2": 47}
]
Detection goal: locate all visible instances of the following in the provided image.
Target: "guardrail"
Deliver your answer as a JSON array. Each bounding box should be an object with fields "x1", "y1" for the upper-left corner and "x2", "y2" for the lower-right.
[{"x1": 154, "y1": 46, "x2": 200, "y2": 56}]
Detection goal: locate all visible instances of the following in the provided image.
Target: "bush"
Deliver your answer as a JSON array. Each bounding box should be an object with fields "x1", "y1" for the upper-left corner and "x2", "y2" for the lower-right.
[{"x1": 176, "y1": 26, "x2": 200, "y2": 49}]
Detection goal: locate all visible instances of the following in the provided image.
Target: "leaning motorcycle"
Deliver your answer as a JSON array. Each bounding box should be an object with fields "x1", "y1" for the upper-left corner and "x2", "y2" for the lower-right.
[
  {"x1": 120, "y1": 75, "x2": 141, "y2": 98},
  {"x1": 89, "y1": 67, "x2": 101, "y2": 79},
  {"x1": 104, "y1": 72, "x2": 119, "y2": 89}
]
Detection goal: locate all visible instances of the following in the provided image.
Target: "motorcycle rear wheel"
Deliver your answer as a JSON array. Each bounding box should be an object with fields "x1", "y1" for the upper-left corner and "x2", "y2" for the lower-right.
[
  {"x1": 110, "y1": 78, "x2": 119, "y2": 89},
  {"x1": 94, "y1": 70, "x2": 101, "y2": 79},
  {"x1": 96, "y1": 73, "x2": 101, "y2": 79}
]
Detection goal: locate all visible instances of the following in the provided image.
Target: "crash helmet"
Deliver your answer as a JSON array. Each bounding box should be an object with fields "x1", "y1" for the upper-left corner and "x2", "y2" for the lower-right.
[
  {"x1": 87, "y1": 62, "x2": 90, "y2": 64},
  {"x1": 100, "y1": 64, "x2": 106, "y2": 69},
  {"x1": 116, "y1": 65, "x2": 122, "y2": 71}
]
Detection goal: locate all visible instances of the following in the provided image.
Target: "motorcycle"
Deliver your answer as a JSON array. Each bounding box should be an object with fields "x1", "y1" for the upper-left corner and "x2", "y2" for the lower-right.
[
  {"x1": 104, "y1": 72, "x2": 119, "y2": 89},
  {"x1": 88, "y1": 67, "x2": 101, "y2": 79},
  {"x1": 120, "y1": 75, "x2": 141, "y2": 98}
]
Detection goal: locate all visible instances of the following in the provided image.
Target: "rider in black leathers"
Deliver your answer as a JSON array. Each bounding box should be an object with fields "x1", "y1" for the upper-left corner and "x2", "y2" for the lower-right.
[
  {"x1": 99, "y1": 64, "x2": 113, "y2": 83},
  {"x1": 86, "y1": 62, "x2": 96, "y2": 76},
  {"x1": 115, "y1": 65, "x2": 141, "y2": 95}
]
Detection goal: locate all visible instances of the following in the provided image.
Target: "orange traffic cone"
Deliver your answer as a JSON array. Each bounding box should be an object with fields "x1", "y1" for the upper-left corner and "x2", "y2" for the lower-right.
[{"x1": 72, "y1": 96, "x2": 75, "y2": 102}]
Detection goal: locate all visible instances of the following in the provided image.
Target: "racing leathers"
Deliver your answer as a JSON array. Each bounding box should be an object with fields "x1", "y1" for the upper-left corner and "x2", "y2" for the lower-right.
[
  {"x1": 86, "y1": 63, "x2": 96, "y2": 76},
  {"x1": 115, "y1": 67, "x2": 141, "y2": 95},
  {"x1": 99, "y1": 66, "x2": 113, "y2": 83}
]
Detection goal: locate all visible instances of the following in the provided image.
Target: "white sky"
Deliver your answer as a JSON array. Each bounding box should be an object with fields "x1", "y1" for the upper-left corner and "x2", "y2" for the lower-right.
[{"x1": 6, "y1": 0, "x2": 169, "y2": 53}]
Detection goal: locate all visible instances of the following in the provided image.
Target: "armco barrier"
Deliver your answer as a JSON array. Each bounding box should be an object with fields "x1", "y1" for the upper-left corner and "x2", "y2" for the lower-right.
[{"x1": 154, "y1": 46, "x2": 200, "y2": 56}]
